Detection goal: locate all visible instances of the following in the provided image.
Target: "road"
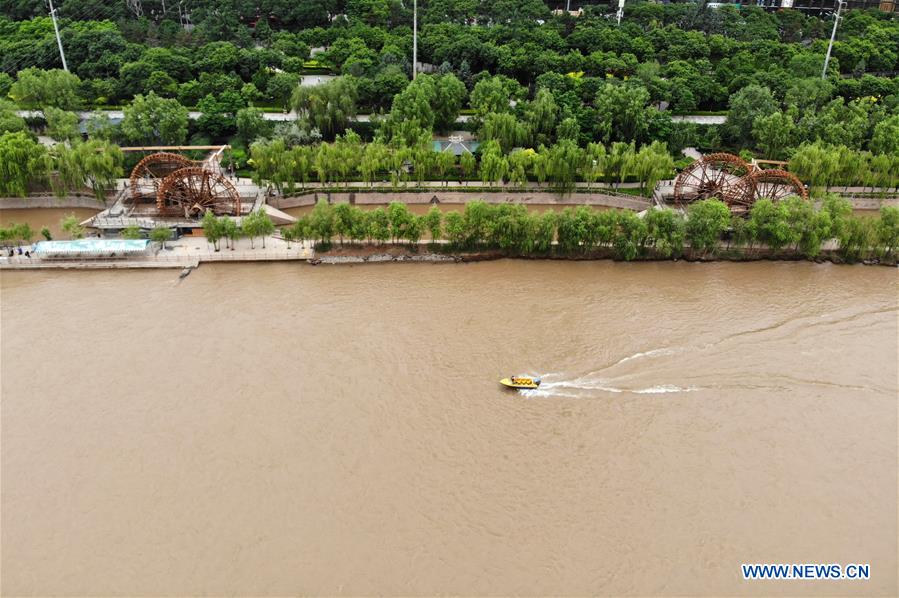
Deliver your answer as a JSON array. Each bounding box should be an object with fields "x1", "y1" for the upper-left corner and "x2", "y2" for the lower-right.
[{"x1": 18, "y1": 110, "x2": 721, "y2": 125}]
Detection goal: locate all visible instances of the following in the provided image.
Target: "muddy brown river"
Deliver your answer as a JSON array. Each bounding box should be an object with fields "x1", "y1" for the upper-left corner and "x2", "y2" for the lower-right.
[{"x1": 1, "y1": 261, "x2": 896, "y2": 596}]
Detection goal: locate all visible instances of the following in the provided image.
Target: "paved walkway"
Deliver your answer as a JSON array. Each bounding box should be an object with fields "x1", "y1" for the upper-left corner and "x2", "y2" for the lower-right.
[{"x1": 0, "y1": 236, "x2": 314, "y2": 270}]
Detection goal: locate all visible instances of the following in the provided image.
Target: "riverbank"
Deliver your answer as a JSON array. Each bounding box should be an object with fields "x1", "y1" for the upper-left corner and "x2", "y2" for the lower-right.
[
  {"x1": 4, "y1": 241, "x2": 896, "y2": 270},
  {"x1": 310, "y1": 243, "x2": 897, "y2": 266}
]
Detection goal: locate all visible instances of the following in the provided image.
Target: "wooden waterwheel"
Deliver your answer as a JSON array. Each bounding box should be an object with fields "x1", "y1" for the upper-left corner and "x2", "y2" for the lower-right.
[
  {"x1": 724, "y1": 169, "x2": 808, "y2": 215},
  {"x1": 129, "y1": 152, "x2": 194, "y2": 202},
  {"x1": 156, "y1": 167, "x2": 241, "y2": 218},
  {"x1": 673, "y1": 153, "x2": 752, "y2": 207}
]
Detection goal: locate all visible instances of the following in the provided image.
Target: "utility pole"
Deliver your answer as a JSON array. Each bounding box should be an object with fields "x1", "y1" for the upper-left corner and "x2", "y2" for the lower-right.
[
  {"x1": 47, "y1": 0, "x2": 68, "y2": 72},
  {"x1": 412, "y1": 0, "x2": 418, "y2": 79},
  {"x1": 822, "y1": 0, "x2": 845, "y2": 79},
  {"x1": 616, "y1": 0, "x2": 625, "y2": 25}
]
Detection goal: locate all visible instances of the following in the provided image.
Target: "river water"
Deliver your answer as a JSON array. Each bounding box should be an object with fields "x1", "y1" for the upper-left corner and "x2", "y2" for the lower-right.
[{"x1": 1, "y1": 261, "x2": 896, "y2": 596}]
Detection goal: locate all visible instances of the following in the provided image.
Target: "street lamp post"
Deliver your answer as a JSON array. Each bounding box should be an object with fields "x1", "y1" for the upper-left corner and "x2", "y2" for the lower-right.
[
  {"x1": 48, "y1": 0, "x2": 68, "y2": 72},
  {"x1": 412, "y1": 0, "x2": 418, "y2": 80},
  {"x1": 822, "y1": 0, "x2": 845, "y2": 80}
]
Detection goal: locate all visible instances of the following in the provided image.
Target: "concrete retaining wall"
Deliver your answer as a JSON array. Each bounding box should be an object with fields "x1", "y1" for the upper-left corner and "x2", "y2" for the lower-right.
[
  {"x1": 0, "y1": 194, "x2": 107, "y2": 210},
  {"x1": 273, "y1": 190, "x2": 650, "y2": 211}
]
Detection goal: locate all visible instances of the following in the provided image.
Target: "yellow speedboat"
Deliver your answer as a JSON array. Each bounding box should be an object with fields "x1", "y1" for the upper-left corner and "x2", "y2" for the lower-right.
[{"x1": 500, "y1": 376, "x2": 542, "y2": 389}]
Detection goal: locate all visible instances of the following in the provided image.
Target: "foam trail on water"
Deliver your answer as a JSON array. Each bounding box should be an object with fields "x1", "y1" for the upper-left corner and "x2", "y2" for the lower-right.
[
  {"x1": 611, "y1": 347, "x2": 678, "y2": 366},
  {"x1": 632, "y1": 385, "x2": 699, "y2": 394},
  {"x1": 520, "y1": 374, "x2": 700, "y2": 398}
]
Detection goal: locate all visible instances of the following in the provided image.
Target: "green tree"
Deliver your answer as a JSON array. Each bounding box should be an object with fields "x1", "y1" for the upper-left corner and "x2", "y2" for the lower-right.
[
  {"x1": 221, "y1": 217, "x2": 240, "y2": 250},
  {"x1": 459, "y1": 151, "x2": 477, "y2": 184},
  {"x1": 685, "y1": 199, "x2": 731, "y2": 256},
  {"x1": 470, "y1": 76, "x2": 512, "y2": 119},
  {"x1": 524, "y1": 88, "x2": 559, "y2": 146},
  {"x1": 236, "y1": 107, "x2": 273, "y2": 147},
  {"x1": 604, "y1": 142, "x2": 635, "y2": 188},
  {"x1": 507, "y1": 149, "x2": 534, "y2": 188},
  {"x1": 631, "y1": 141, "x2": 674, "y2": 196},
  {"x1": 43, "y1": 107, "x2": 80, "y2": 142},
  {"x1": 752, "y1": 110, "x2": 796, "y2": 160},
  {"x1": 545, "y1": 140, "x2": 583, "y2": 195},
  {"x1": 783, "y1": 196, "x2": 831, "y2": 258},
  {"x1": 0, "y1": 100, "x2": 27, "y2": 134},
  {"x1": 9, "y1": 68, "x2": 81, "y2": 110},
  {"x1": 197, "y1": 91, "x2": 245, "y2": 138},
  {"x1": 612, "y1": 211, "x2": 648, "y2": 261},
  {"x1": 387, "y1": 202, "x2": 413, "y2": 243},
  {"x1": 333, "y1": 203, "x2": 357, "y2": 245},
  {"x1": 436, "y1": 151, "x2": 456, "y2": 186},
  {"x1": 121, "y1": 93, "x2": 189, "y2": 145},
  {"x1": 0, "y1": 132, "x2": 50, "y2": 197},
  {"x1": 836, "y1": 216, "x2": 874, "y2": 263},
  {"x1": 434, "y1": 74, "x2": 467, "y2": 131},
  {"x1": 54, "y1": 140, "x2": 124, "y2": 200},
  {"x1": 748, "y1": 199, "x2": 797, "y2": 252},
  {"x1": 480, "y1": 112, "x2": 526, "y2": 153},
  {"x1": 789, "y1": 142, "x2": 840, "y2": 196},
  {"x1": 876, "y1": 206, "x2": 899, "y2": 258},
  {"x1": 869, "y1": 115, "x2": 899, "y2": 155},
  {"x1": 593, "y1": 83, "x2": 652, "y2": 144},
  {"x1": 202, "y1": 210, "x2": 223, "y2": 251},
  {"x1": 725, "y1": 84, "x2": 777, "y2": 147},
  {"x1": 424, "y1": 206, "x2": 442, "y2": 243},
  {"x1": 61, "y1": 214, "x2": 85, "y2": 239},
  {"x1": 254, "y1": 209, "x2": 275, "y2": 248},
  {"x1": 644, "y1": 208, "x2": 685, "y2": 258},
  {"x1": 478, "y1": 140, "x2": 507, "y2": 186},
  {"x1": 150, "y1": 226, "x2": 173, "y2": 249},
  {"x1": 291, "y1": 77, "x2": 358, "y2": 139},
  {"x1": 122, "y1": 225, "x2": 142, "y2": 239},
  {"x1": 443, "y1": 211, "x2": 466, "y2": 249},
  {"x1": 583, "y1": 143, "x2": 606, "y2": 190},
  {"x1": 367, "y1": 207, "x2": 390, "y2": 245},
  {"x1": 309, "y1": 199, "x2": 335, "y2": 244}
]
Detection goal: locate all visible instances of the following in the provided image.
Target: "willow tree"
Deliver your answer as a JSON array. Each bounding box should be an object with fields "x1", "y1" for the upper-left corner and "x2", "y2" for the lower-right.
[
  {"x1": 478, "y1": 140, "x2": 507, "y2": 186},
  {"x1": 524, "y1": 88, "x2": 559, "y2": 147},
  {"x1": 876, "y1": 206, "x2": 899, "y2": 257},
  {"x1": 54, "y1": 140, "x2": 124, "y2": 200},
  {"x1": 604, "y1": 141, "x2": 635, "y2": 188},
  {"x1": 480, "y1": 112, "x2": 526, "y2": 153},
  {"x1": 583, "y1": 143, "x2": 606, "y2": 190},
  {"x1": 250, "y1": 139, "x2": 291, "y2": 193},
  {"x1": 291, "y1": 77, "x2": 358, "y2": 139},
  {"x1": 357, "y1": 142, "x2": 384, "y2": 186},
  {"x1": 288, "y1": 145, "x2": 314, "y2": 191},
  {"x1": 507, "y1": 149, "x2": 534, "y2": 188},
  {"x1": 459, "y1": 151, "x2": 476, "y2": 185},
  {"x1": 333, "y1": 131, "x2": 362, "y2": 186},
  {"x1": 789, "y1": 142, "x2": 840, "y2": 196},
  {"x1": 631, "y1": 141, "x2": 674, "y2": 197},
  {"x1": 545, "y1": 139, "x2": 582, "y2": 195},
  {"x1": 0, "y1": 132, "x2": 50, "y2": 197},
  {"x1": 644, "y1": 207, "x2": 685, "y2": 258},
  {"x1": 435, "y1": 151, "x2": 456, "y2": 186}
]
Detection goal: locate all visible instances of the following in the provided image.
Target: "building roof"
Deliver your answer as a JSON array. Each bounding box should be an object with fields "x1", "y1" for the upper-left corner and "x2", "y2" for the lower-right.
[{"x1": 33, "y1": 239, "x2": 151, "y2": 256}]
